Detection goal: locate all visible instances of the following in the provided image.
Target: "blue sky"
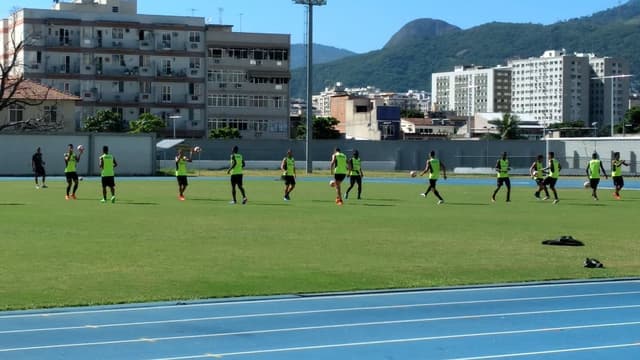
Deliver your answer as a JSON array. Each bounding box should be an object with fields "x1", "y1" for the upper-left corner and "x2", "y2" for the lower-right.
[{"x1": 1, "y1": 0, "x2": 625, "y2": 53}]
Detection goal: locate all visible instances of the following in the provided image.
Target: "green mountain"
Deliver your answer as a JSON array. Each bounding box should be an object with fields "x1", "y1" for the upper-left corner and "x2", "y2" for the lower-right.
[
  {"x1": 384, "y1": 18, "x2": 461, "y2": 48},
  {"x1": 290, "y1": 0, "x2": 640, "y2": 98},
  {"x1": 290, "y1": 43, "x2": 357, "y2": 69}
]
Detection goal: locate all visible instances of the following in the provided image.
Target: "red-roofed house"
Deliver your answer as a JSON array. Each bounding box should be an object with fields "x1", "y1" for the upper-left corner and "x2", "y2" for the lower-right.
[{"x1": 0, "y1": 80, "x2": 80, "y2": 132}]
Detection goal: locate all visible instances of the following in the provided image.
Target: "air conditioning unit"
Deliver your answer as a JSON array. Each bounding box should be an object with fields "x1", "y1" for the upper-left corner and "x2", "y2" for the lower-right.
[
  {"x1": 191, "y1": 95, "x2": 199, "y2": 101},
  {"x1": 112, "y1": 41, "x2": 122, "y2": 47},
  {"x1": 162, "y1": 41, "x2": 171, "y2": 49},
  {"x1": 140, "y1": 93, "x2": 150, "y2": 100},
  {"x1": 190, "y1": 69, "x2": 198, "y2": 76},
  {"x1": 190, "y1": 42, "x2": 198, "y2": 49}
]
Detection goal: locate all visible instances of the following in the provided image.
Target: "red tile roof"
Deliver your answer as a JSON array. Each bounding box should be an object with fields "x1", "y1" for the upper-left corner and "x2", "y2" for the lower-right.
[{"x1": 2, "y1": 79, "x2": 80, "y2": 101}]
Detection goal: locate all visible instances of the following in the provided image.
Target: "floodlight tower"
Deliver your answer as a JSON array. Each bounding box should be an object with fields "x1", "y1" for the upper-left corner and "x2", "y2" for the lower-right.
[{"x1": 294, "y1": 0, "x2": 327, "y2": 173}]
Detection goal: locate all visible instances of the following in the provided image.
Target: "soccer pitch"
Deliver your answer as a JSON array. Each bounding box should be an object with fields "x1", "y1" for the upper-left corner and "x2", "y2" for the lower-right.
[{"x1": 1, "y1": 176, "x2": 638, "y2": 310}]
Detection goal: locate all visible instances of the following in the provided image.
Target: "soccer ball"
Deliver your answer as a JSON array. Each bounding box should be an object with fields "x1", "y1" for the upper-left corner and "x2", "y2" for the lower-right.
[
  {"x1": 77, "y1": 144, "x2": 85, "y2": 152},
  {"x1": 583, "y1": 181, "x2": 590, "y2": 189},
  {"x1": 329, "y1": 180, "x2": 336, "y2": 187},
  {"x1": 193, "y1": 146, "x2": 202, "y2": 153},
  {"x1": 531, "y1": 171, "x2": 538, "y2": 179},
  {"x1": 410, "y1": 171, "x2": 417, "y2": 178}
]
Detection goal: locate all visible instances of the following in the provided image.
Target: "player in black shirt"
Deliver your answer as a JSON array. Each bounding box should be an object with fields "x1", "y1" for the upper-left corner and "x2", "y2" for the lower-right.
[{"x1": 32, "y1": 147, "x2": 47, "y2": 189}]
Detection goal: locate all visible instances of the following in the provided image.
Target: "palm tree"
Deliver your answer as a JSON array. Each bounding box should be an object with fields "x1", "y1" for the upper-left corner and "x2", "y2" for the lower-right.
[{"x1": 489, "y1": 113, "x2": 522, "y2": 140}]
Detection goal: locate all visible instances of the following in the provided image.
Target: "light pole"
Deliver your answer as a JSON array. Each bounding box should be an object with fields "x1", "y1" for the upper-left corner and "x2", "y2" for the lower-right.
[
  {"x1": 293, "y1": 0, "x2": 327, "y2": 173},
  {"x1": 591, "y1": 122, "x2": 598, "y2": 138},
  {"x1": 169, "y1": 115, "x2": 181, "y2": 138},
  {"x1": 591, "y1": 74, "x2": 633, "y2": 136}
]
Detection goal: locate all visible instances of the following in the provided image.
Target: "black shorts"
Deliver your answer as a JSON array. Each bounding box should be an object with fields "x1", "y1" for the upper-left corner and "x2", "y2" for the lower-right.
[
  {"x1": 282, "y1": 175, "x2": 296, "y2": 186},
  {"x1": 230, "y1": 174, "x2": 243, "y2": 186},
  {"x1": 34, "y1": 167, "x2": 45, "y2": 176},
  {"x1": 101, "y1": 176, "x2": 115, "y2": 188},
  {"x1": 334, "y1": 173, "x2": 346, "y2": 182},
  {"x1": 497, "y1": 177, "x2": 511, "y2": 187},
  {"x1": 350, "y1": 175, "x2": 362, "y2": 185},
  {"x1": 65, "y1": 172, "x2": 78, "y2": 182},
  {"x1": 428, "y1": 179, "x2": 438, "y2": 187},
  {"x1": 535, "y1": 178, "x2": 544, "y2": 186},
  {"x1": 613, "y1": 176, "x2": 624, "y2": 188},
  {"x1": 543, "y1": 177, "x2": 558, "y2": 187},
  {"x1": 176, "y1": 175, "x2": 188, "y2": 186},
  {"x1": 590, "y1": 178, "x2": 600, "y2": 189}
]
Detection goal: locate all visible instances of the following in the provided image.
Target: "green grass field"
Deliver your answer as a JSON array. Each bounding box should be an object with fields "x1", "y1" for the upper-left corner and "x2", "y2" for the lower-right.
[{"x1": 1, "y1": 175, "x2": 638, "y2": 311}]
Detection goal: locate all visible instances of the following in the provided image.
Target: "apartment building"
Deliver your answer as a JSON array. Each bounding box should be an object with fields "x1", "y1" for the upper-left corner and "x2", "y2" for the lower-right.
[
  {"x1": 431, "y1": 65, "x2": 512, "y2": 117},
  {"x1": 588, "y1": 55, "x2": 630, "y2": 130},
  {"x1": 509, "y1": 50, "x2": 592, "y2": 125},
  {"x1": 2, "y1": 0, "x2": 290, "y2": 139}
]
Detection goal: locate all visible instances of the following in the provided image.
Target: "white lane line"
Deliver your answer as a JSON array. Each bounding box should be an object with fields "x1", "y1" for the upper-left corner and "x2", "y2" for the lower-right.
[
  {"x1": 1, "y1": 280, "x2": 637, "y2": 319},
  {"x1": 447, "y1": 343, "x2": 640, "y2": 359},
  {"x1": 2, "y1": 301, "x2": 640, "y2": 336},
  {"x1": 3, "y1": 292, "x2": 640, "y2": 334},
  {"x1": 143, "y1": 323, "x2": 640, "y2": 360},
  {"x1": 2, "y1": 307, "x2": 640, "y2": 353}
]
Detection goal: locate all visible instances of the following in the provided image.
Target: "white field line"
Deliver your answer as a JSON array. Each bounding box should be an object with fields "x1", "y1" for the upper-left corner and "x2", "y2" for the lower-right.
[{"x1": 1, "y1": 304, "x2": 640, "y2": 353}]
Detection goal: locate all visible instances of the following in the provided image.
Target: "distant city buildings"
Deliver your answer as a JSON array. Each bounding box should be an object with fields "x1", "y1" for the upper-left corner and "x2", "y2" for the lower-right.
[
  {"x1": 1, "y1": 0, "x2": 290, "y2": 138},
  {"x1": 431, "y1": 50, "x2": 630, "y2": 134}
]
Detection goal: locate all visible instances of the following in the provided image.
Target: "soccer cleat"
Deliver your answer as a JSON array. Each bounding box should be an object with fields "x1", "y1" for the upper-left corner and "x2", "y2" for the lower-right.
[
  {"x1": 542, "y1": 196, "x2": 549, "y2": 201},
  {"x1": 71, "y1": 194, "x2": 77, "y2": 200},
  {"x1": 35, "y1": 185, "x2": 40, "y2": 189},
  {"x1": 41, "y1": 184, "x2": 48, "y2": 188},
  {"x1": 344, "y1": 193, "x2": 349, "y2": 200},
  {"x1": 490, "y1": 197, "x2": 496, "y2": 203},
  {"x1": 242, "y1": 197, "x2": 247, "y2": 205},
  {"x1": 179, "y1": 195, "x2": 185, "y2": 201},
  {"x1": 553, "y1": 199, "x2": 559, "y2": 204},
  {"x1": 110, "y1": 196, "x2": 116, "y2": 203},
  {"x1": 420, "y1": 193, "x2": 427, "y2": 197},
  {"x1": 534, "y1": 192, "x2": 540, "y2": 199},
  {"x1": 100, "y1": 199, "x2": 106, "y2": 203},
  {"x1": 438, "y1": 200, "x2": 444, "y2": 205},
  {"x1": 65, "y1": 195, "x2": 70, "y2": 200},
  {"x1": 336, "y1": 199, "x2": 343, "y2": 206},
  {"x1": 229, "y1": 200, "x2": 236, "y2": 205}
]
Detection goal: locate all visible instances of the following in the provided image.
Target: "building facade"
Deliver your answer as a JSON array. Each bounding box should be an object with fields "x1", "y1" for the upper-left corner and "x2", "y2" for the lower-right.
[
  {"x1": 1, "y1": 0, "x2": 290, "y2": 138},
  {"x1": 205, "y1": 27, "x2": 290, "y2": 140},
  {"x1": 431, "y1": 65, "x2": 512, "y2": 117},
  {"x1": 588, "y1": 55, "x2": 630, "y2": 130}
]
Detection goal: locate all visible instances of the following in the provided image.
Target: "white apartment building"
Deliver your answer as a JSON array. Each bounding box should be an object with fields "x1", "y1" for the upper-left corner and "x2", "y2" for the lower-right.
[
  {"x1": 1, "y1": 0, "x2": 290, "y2": 138},
  {"x1": 588, "y1": 55, "x2": 630, "y2": 130},
  {"x1": 205, "y1": 27, "x2": 290, "y2": 139},
  {"x1": 509, "y1": 50, "x2": 592, "y2": 125},
  {"x1": 431, "y1": 65, "x2": 512, "y2": 117}
]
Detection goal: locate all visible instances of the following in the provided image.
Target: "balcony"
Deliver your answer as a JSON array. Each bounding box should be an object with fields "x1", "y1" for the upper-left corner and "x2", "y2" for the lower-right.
[
  {"x1": 187, "y1": 68, "x2": 202, "y2": 78},
  {"x1": 139, "y1": 39, "x2": 153, "y2": 51},
  {"x1": 138, "y1": 93, "x2": 153, "y2": 103}
]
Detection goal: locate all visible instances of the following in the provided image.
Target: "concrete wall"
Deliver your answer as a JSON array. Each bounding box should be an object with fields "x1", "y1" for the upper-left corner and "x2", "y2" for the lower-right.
[
  {"x1": 3, "y1": 134, "x2": 638, "y2": 176},
  {"x1": 0, "y1": 133, "x2": 155, "y2": 176}
]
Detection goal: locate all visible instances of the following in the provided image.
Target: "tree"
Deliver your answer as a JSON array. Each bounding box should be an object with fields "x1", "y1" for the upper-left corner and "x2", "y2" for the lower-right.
[
  {"x1": 621, "y1": 106, "x2": 640, "y2": 133},
  {"x1": 296, "y1": 116, "x2": 341, "y2": 139},
  {"x1": 400, "y1": 109, "x2": 425, "y2": 118},
  {"x1": 129, "y1": 113, "x2": 166, "y2": 134},
  {"x1": 83, "y1": 110, "x2": 126, "y2": 132},
  {"x1": 488, "y1": 113, "x2": 523, "y2": 140},
  {"x1": 209, "y1": 127, "x2": 241, "y2": 139},
  {"x1": 0, "y1": 10, "x2": 51, "y2": 131}
]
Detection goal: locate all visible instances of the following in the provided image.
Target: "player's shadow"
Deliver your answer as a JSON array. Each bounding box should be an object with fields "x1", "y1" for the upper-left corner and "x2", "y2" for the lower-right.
[
  {"x1": 0, "y1": 203, "x2": 25, "y2": 206},
  {"x1": 118, "y1": 201, "x2": 159, "y2": 206},
  {"x1": 190, "y1": 198, "x2": 233, "y2": 203},
  {"x1": 444, "y1": 202, "x2": 489, "y2": 206}
]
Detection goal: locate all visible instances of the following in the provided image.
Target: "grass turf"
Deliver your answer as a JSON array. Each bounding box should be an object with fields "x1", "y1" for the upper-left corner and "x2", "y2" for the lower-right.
[{"x1": 0, "y1": 176, "x2": 638, "y2": 310}]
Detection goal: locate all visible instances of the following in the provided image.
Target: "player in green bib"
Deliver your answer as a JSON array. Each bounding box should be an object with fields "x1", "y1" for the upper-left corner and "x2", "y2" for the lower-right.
[
  {"x1": 280, "y1": 149, "x2": 296, "y2": 201},
  {"x1": 611, "y1": 152, "x2": 629, "y2": 200},
  {"x1": 175, "y1": 148, "x2": 193, "y2": 201},
  {"x1": 330, "y1": 147, "x2": 348, "y2": 205},
  {"x1": 345, "y1": 150, "x2": 364, "y2": 200},
  {"x1": 419, "y1": 150, "x2": 446, "y2": 204},
  {"x1": 586, "y1": 152, "x2": 608, "y2": 200},
  {"x1": 64, "y1": 143, "x2": 83, "y2": 200},
  {"x1": 491, "y1": 152, "x2": 511, "y2": 202},
  {"x1": 529, "y1": 154, "x2": 549, "y2": 200},
  {"x1": 227, "y1": 145, "x2": 247, "y2": 204},
  {"x1": 543, "y1": 152, "x2": 561, "y2": 204},
  {"x1": 99, "y1": 145, "x2": 118, "y2": 203}
]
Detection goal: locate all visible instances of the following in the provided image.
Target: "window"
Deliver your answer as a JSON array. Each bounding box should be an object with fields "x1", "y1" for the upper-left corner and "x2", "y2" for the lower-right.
[
  {"x1": 208, "y1": 48, "x2": 223, "y2": 58},
  {"x1": 161, "y1": 33, "x2": 171, "y2": 49},
  {"x1": 161, "y1": 86, "x2": 171, "y2": 103},
  {"x1": 9, "y1": 104, "x2": 24, "y2": 123},
  {"x1": 161, "y1": 59, "x2": 172, "y2": 75},
  {"x1": 43, "y1": 105, "x2": 57, "y2": 123},
  {"x1": 112, "y1": 6, "x2": 119, "y2": 13},
  {"x1": 189, "y1": 57, "x2": 201, "y2": 69},
  {"x1": 112, "y1": 28, "x2": 124, "y2": 39},
  {"x1": 188, "y1": 31, "x2": 200, "y2": 43}
]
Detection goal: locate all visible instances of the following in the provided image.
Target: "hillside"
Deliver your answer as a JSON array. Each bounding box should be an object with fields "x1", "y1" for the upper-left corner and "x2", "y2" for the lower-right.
[
  {"x1": 384, "y1": 18, "x2": 461, "y2": 48},
  {"x1": 290, "y1": 43, "x2": 357, "y2": 69},
  {"x1": 290, "y1": 0, "x2": 640, "y2": 98}
]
